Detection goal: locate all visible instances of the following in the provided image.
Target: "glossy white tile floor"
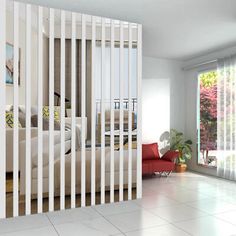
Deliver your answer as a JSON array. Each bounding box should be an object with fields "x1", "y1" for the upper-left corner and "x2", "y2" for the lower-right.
[{"x1": 2, "y1": 172, "x2": 236, "y2": 236}]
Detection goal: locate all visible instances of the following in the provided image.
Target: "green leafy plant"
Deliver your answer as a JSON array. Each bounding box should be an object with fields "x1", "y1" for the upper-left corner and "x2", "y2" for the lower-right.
[{"x1": 169, "y1": 129, "x2": 193, "y2": 164}]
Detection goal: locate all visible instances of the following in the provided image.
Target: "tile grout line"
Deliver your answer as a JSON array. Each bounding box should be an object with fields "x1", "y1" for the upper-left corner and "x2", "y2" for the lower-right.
[
  {"x1": 92, "y1": 205, "x2": 126, "y2": 235},
  {"x1": 92, "y1": 201, "x2": 142, "y2": 218},
  {"x1": 0, "y1": 214, "x2": 53, "y2": 235},
  {"x1": 169, "y1": 210, "x2": 236, "y2": 236},
  {"x1": 141, "y1": 205, "x2": 194, "y2": 236},
  {"x1": 120, "y1": 223, "x2": 193, "y2": 236},
  {"x1": 45, "y1": 214, "x2": 60, "y2": 236},
  {"x1": 92, "y1": 202, "x2": 177, "y2": 235},
  {"x1": 183, "y1": 201, "x2": 236, "y2": 215},
  {"x1": 169, "y1": 221, "x2": 193, "y2": 236},
  {"x1": 209, "y1": 213, "x2": 236, "y2": 227},
  {"x1": 145, "y1": 208, "x2": 211, "y2": 224}
]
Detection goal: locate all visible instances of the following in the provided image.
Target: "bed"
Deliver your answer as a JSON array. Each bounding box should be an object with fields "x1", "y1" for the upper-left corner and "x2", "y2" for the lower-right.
[{"x1": 19, "y1": 132, "x2": 137, "y2": 197}]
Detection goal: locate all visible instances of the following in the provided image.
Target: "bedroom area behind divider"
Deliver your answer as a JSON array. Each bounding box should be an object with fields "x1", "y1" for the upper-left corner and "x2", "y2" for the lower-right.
[{"x1": 0, "y1": 0, "x2": 142, "y2": 218}]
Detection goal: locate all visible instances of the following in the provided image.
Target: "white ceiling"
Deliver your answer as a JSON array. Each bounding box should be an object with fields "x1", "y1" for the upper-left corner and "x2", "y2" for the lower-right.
[{"x1": 19, "y1": 0, "x2": 236, "y2": 60}]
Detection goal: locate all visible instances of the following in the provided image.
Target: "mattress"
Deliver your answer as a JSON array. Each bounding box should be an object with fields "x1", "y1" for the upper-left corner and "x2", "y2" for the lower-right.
[{"x1": 31, "y1": 147, "x2": 137, "y2": 179}]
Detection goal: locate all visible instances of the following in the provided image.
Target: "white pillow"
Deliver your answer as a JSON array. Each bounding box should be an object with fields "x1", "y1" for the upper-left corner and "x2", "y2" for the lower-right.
[
  {"x1": 38, "y1": 140, "x2": 71, "y2": 167},
  {"x1": 31, "y1": 106, "x2": 38, "y2": 116},
  {"x1": 31, "y1": 139, "x2": 71, "y2": 167},
  {"x1": 5, "y1": 105, "x2": 12, "y2": 111},
  {"x1": 21, "y1": 132, "x2": 72, "y2": 168},
  {"x1": 40, "y1": 130, "x2": 71, "y2": 144}
]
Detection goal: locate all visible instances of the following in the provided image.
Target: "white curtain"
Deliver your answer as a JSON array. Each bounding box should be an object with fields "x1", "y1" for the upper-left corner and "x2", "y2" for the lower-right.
[{"x1": 217, "y1": 55, "x2": 236, "y2": 181}]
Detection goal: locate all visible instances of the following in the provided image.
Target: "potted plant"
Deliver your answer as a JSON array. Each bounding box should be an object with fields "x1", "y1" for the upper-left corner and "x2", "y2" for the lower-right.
[{"x1": 169, "y1": 129, "x2": 193, "y2": 172}]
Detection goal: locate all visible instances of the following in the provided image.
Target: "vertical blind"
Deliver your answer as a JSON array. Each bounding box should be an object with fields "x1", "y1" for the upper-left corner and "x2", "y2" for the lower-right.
[{"x1": 217, "y1": 56, "x2": 236, "y2": 181}]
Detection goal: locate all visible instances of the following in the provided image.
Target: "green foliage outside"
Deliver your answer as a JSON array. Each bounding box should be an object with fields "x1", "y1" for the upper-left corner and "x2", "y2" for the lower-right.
[{"x1": 199, "y1": 71, "x2": 217, "y2": 87}]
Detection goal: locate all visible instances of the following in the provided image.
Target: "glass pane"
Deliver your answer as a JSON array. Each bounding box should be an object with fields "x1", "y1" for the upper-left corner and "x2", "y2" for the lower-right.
[{"x1": 198, "y1": 70, "x2": 217, "y2": 167}]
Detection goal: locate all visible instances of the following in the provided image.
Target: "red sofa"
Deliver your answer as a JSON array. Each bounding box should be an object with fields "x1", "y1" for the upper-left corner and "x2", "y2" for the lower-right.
[{"x1": 142, "y1": 143, "x2": 179, "y2": 176}]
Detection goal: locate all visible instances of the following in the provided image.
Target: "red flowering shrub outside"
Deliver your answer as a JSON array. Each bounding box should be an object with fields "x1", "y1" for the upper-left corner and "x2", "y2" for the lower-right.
[{"x1": 199, "y1": 71, "x2": 217, "y2": 165}]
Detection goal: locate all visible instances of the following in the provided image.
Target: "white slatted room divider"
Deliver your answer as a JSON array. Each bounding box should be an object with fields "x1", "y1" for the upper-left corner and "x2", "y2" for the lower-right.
[{"x1": 0, "y1": 0, "x2": 142, "y2": 218}]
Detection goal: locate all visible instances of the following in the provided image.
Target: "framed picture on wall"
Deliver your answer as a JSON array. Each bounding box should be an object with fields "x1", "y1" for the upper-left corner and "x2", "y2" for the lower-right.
[{"x1": 6, "y1": 43, "x2": 20, "y2": 85}]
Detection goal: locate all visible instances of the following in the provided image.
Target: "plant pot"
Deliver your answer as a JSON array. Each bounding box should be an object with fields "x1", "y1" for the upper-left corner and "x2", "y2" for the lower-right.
[{"x1": 175, "y1": 163, "x2": 187, "y2": 173}]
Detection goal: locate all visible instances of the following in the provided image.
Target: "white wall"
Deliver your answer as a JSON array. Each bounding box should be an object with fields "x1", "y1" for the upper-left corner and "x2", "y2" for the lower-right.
[
  {"x1": 142, "y1": 78, "x2": 170, "y2": 150},
  {"x1": 143, "y1": 56, "x2": 185, "y2": 134}
]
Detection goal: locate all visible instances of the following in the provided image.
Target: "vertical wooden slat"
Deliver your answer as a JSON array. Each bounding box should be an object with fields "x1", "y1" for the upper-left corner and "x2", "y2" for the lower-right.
[
  {"x1": 60, "y1": 9, "x2": 66, "y2": 210},
  {"x1": 49, "y1": 8, "x2": 54, "y2": 212},
  {"x1": 91, "y1": 16, "x2": 96, "y2": 206},
  {"x1": 119, "y1": 21, "x2": 124, "y2": 202},
  {"x1": 128, "y1": 23, "x2": 132, "y2": 200},
  {"x1": 0, "y1": 1, "x2": 141, "y2": 218},
  {"x1": 37, "y1": 6, "x2": 43, "y2": 214},
  {"x1": 0, "y1": 0, "x2": 6, "y2": 219},
  {"x1": 234, "y1": 61, "x2": 236, "y2": 177},
  {"x1": 110, "y1": 19, "x2": 115, "y2": 203},
  {"x1": 136, "y1": 24, "x2": 142, "y2": 199},
  {"x1": 101, "y1": 17, "x2": 106, "y2": 204},
  {"x1": 71, "y1": 12, "x2": 76, "y2": 208},
  {"x1": 25, "y1": 4, "x2": 32, "y2": 215},
  {"x1": 13, "y1": 1, "x2": 19, "y2": 217},
  {"x1": 81, "y1": 14, "x2": 86, "y2": 207}
]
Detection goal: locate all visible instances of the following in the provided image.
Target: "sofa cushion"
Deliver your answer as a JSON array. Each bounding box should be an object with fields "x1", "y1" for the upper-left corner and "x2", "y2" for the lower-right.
[
  {"x1": 9, "y1": 105, "x2": 26, "y2": 127},
  {"x1": 162, "y1": 150, "x2": 179, "y2": 162},
  {"x1": 5, "y1": 111, "x2": 22, "y2": 128},
  {"x1": 43, "y1": 106, "x2": 60, "y2": 123},
  {"x1": 31, "y1": 114, "x2": 61, "y2": 130},
  {"x1": 142, "y1": 159, "x2": 175, "y2": 174},
  {"x1": 142, "y1": 143, "x2": 160, "y2": 160}
]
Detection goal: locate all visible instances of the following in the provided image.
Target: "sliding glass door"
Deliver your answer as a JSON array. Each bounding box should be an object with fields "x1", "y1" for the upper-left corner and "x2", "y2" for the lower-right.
[
  {"x1": 197, "y1": 70, "x2": 217, "y2": 167},
  {"x1": 198, "y1": 65, "x2": 236, "y2": 181}
]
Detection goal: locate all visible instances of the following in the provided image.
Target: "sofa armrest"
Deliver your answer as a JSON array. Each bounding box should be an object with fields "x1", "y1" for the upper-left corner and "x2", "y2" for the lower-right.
[
  {"x1": 161, "y1": 150, "x2": 179, "y2": 162},
  {"x1": 6, "y1": 127, "x2": 38, "y2": 173}
]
